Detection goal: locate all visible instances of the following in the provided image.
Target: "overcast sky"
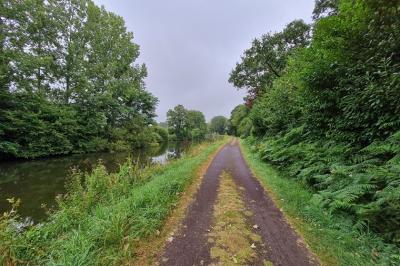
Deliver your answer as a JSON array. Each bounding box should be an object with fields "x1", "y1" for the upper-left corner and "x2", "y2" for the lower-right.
[{"x1": 93, "y1": 0, "x2": 315, "y2": 122}]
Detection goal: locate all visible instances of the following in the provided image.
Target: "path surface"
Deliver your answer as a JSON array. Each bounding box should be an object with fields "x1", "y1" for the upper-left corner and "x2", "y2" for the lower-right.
[{"x1": 160, "y1": 140, "x2": 319, "y2": 266}]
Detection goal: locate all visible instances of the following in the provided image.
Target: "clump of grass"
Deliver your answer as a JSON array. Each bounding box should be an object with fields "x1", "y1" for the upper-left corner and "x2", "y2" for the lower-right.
[
  {"x1": 0, "y1": 138, "x2": 227, "y2": 265},
  {"x1": 209, "y1": 171, "x2": 268, "y2": 265},
  {"x1": 0, "y1": 198, "x2": 21, "y2": 265},
  {"x1": 240, "y1": 139, "x2": 400, "y2": 265}
]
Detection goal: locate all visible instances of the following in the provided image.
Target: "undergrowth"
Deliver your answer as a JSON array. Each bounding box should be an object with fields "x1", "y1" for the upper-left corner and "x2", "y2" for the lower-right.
[
  {"x1": 241, "y1": 138, "x2": 400, "y2": 265},
  {"x1": 0, "y1": 138, "x2": 226, "y2": 265},
  {"x1": 255, "y1": 127, "x2": 400, "y2": 245}
]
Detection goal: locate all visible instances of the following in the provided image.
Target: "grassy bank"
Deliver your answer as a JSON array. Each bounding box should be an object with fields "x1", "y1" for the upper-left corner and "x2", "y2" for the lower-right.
[
  {"x1": 240, "y1": 139, "x2": 400, "y2": 265},
  {"x1": 0, "y1": 137, "x2": 227, "y2": 265}
]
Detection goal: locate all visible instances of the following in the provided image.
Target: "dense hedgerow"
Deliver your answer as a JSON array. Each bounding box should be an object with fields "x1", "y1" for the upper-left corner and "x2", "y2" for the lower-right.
[{"x1": 229, "y1": 0, "x2": 400, "y2": 247}]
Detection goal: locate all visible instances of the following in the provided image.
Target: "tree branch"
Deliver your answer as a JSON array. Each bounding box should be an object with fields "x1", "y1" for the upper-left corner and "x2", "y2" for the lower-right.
[{"x1": 265, "y1": 61, "x2": 281, "y2": 77}]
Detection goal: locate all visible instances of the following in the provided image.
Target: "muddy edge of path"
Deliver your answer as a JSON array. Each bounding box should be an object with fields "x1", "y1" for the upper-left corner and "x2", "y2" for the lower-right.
[{"x1": 160, "y1": 139, "x2": 319, "y2": 266}]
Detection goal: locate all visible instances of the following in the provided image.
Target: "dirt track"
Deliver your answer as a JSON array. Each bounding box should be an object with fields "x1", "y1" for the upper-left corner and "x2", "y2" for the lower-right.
[{"x1": 160, "y1": 140, "x2": 319, "y2": 266}]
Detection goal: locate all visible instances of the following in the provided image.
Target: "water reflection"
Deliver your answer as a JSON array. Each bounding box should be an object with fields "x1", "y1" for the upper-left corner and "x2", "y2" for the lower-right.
[{"x1": 0, "y1": 141, "x2": 190, "y2": 222}]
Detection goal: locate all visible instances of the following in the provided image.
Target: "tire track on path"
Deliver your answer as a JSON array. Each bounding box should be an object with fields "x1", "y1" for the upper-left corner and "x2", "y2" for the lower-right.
[
  {"x1": 160, "y1": 139, "x2": 319, "y2": 266},
  {"x1": 159, "y1": 143, "x2": 229, "y2": 265}
]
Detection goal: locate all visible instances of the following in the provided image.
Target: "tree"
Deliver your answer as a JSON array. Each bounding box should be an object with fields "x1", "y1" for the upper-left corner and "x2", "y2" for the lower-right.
[
  {"x1": 229, "y1": 20, "x2": 310, "y2": 105},
  {"x1": 209, "y1": 116, "x2": 228, "y2": 135},
  {"x1": 166, "y1": 105, "x2": 208, "y2": 141},
  {"x1": 0, "y1": 0, "x2": 158, "y2": 158},
  {"x1": 187, "y1": 110, "x2": 207, "y2": 140},
  {"x1": 312, "y1": 0, "x2": 339, "y2": 19},
  {"x1": 167, "y1": 105, "x2": 190, "y2": 140},
  {"x1": 237, "y1": 117, "x2": 252, "y2": 137},
  {"x1": 152, "y1": 126, "x2": 169, "y2": 143},
  {"x1": 228, "y1": 105, "x2": 250, "y2": 136},
  {"x1": 229, "y1": 0, "x2": 400, "y2": 245}
]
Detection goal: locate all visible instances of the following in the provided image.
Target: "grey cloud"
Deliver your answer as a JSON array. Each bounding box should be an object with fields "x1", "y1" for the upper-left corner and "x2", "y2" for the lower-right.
[{"x1": 93, "y1": 0, "x2": 314, "y2": 121}]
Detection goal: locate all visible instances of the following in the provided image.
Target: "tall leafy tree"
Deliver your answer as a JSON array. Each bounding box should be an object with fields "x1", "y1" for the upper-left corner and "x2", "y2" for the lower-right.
[
  {"x1": 0, "y1": 0, "x2": 158, "y2": 159},
  {"x1": 209, "y1": 116, "x2": 228, "y2": 135},
  {"x1": 312, "y1": 0, "x2": 339, "y2": 19},
  {"x1": 230, "y1": 0, "x2": 400, "y2": 245},
  {"x1": 166, "y1": 105, "x2": 208, "y2": 140},
  {"x1": 167, "y1": 105, "x2": 190, "y2": 140},
  {"x1": 228, "y1": 104, "x2": 250, "y2": 136},
  {"x1": 229, "y1": 20, "x2": 311, "y2": 105},
  {"x1": 187, "y1": 110, "x2": 207, "y2": 140}
]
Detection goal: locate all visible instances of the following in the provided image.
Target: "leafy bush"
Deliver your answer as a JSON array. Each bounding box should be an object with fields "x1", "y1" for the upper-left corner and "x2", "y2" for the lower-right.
[
  {"x1": 237, "y1": 117, "x2": 253, "y2": 137},
  {"x1": 228, "y1": 105, "x2": 250, "y2": 136},
  {"x1": 153, "y1": 126, "x2": 169, "y2": 143}
]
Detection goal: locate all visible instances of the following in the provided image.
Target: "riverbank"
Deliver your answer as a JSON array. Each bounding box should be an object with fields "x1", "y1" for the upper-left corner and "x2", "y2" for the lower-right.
[
  {"x1": 0, "y1": 137, "x2": 228, "y2": 265},
  {"x1": 240, "y1": 139, "x2": 400, "y2": 265},
  {"x1": 0, "y1": 141, "x2": 188, "y2": 222}
]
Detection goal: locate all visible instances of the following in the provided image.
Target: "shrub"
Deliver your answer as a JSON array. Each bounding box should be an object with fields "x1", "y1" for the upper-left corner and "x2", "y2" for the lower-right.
[{"x1": 254, "y1": 128, "x2": 400, "y2": 244}]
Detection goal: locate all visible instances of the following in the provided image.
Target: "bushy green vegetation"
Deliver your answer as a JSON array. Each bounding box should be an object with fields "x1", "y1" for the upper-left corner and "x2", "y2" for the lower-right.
[
  {"x1": 0, "y1": 138, "x2": 226, "y2": 265},
  {"x1": 240, "y1": 140, "x2": 400, "y2": 265},
  {"x1": 0, "y1": 0, "x2": 161, "y2": 159},
  {"x1": 228, "y1": 105, "x2": 251, "y2": 137},
  {"x1": 166, "y1": 104, "x2": 208, "y2": 140},
  {"x1": 230, "y1": 0, "x2": 400, "y2": 249},
  {"x1": 209, "y1": 116, "x2": 228, "y2": 135}
]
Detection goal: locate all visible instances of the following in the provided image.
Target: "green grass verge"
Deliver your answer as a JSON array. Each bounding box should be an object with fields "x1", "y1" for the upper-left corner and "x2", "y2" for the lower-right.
[
  {"x1": 1, "y1": 138, "x2": 227, "y2": 265},
  {"x1": 240, "y1": 139, "x2": 400, "y2": 266}
]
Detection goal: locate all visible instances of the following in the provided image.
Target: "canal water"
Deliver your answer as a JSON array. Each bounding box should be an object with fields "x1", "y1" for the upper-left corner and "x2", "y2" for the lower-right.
[{"x1": 0, "y1": 141, "x2": 190, "y2": 223}]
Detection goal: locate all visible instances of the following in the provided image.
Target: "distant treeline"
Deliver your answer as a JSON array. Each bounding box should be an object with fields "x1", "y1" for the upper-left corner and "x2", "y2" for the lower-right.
[
  {"x1": 0, "y1": 0, "x2": 166, "y2": 159},
  {"x1": 165, "y1": 104, "x2": 228, "y2": 141},
  {"x1": 229, "y1": 0, "x2": 400, "y2": 248}
]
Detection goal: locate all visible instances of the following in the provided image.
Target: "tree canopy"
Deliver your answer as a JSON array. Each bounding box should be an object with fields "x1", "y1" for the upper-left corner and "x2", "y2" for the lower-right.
[
  {"x1": 229, "y1": 19, "x2": 311, "y2": 105},
  {"x1": 0, "y1": 0, "x2": 160, "y2": 159},
  {"x1": 209, "y1": 116, "x2": 228, "y2": 135},
  {"x1": 230, "y1": 0, "x2": 400, "y2": 247},
  {"x1": 166, "y1": 105, "x2": 207, "y2": 140},
  {"x1": 228, "y1": 104, "x2": 250, "y2": 136}
]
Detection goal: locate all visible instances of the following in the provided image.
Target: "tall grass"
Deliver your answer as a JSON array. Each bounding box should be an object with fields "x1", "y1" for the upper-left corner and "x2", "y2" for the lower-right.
[
  {"x1": 0, "y1": 138, "x2": 226, "y2": 265},
  {"x1": 240, "y1": 139, "x2": 400, "y2": 265}
]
